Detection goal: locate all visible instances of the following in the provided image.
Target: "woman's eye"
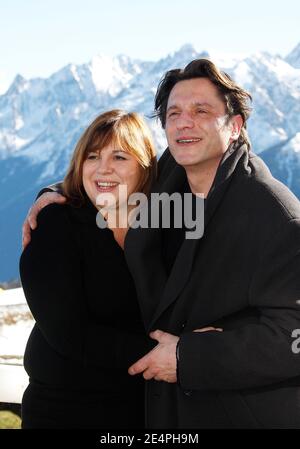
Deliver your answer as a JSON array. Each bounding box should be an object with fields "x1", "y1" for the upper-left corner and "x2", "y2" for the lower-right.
[
  {"x1": 86, "y1": 154, "x2": 98, "y2": 160},
  {"x1": 115, "y1": 155, "x2": 126, "y2": 161}
]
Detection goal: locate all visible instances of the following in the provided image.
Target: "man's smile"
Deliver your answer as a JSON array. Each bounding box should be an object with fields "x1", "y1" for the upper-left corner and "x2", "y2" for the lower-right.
[{"x1": 176, "y1": 137, "x2": 202, "y2": 145}]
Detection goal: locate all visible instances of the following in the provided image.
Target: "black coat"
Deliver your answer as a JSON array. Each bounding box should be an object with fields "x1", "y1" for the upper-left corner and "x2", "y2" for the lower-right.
[
  {"x1": 125, "y1": 144, "x2": 300, "y2": 428},
  {"x1": 20, "y1": 199, "x2": 150, "y2": 428}
]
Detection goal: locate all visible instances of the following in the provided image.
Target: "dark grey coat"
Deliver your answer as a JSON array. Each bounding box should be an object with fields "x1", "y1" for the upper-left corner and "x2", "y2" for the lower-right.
[{"x1": 125, "y1": 144, "x2": 300, "y2": 429}]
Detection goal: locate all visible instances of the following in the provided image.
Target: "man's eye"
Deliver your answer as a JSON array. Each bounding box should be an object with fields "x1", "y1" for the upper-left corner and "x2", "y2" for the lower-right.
[
  {"x1": 168, "y1": 112, "x2": 179, "y2": 118},
  {"x1": 197, "y1": 109, "x2": 207, "y2": 114}
]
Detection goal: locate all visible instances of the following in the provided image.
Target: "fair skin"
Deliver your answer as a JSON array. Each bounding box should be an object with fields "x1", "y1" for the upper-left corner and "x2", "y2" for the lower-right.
[
  {"x1": 22, "y1": 144, "x2": 143, "y2": 250},
  {"x1": 128, "y1": 78, "x2": 242, "y2": 382},
  {"x1": 128, "y1": 327, "x2": 222, "y2": 382},
  {"x1": 22, "y1": 79, "x2": 241, "y2": 243},
  {"x1": 165, "y1": 78, "x2": 243, "y2": 197},
  {"x1": 82, "y1": 143, "x2": 142, "y2": 248},
  {"x1": 22, "y1": 77, "x2": 241, "y2": 383}
]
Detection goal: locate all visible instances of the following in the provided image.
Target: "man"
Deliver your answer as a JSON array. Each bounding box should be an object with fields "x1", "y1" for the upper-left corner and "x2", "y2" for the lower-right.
[{"x1": 23, "y1": 59, "x2": 300, "y2": 428}]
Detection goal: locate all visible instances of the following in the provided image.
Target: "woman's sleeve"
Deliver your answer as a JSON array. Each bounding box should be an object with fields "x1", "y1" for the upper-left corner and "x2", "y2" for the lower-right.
[{"x1": 20, "y1": 204, "x2": 151, "y2": 370}]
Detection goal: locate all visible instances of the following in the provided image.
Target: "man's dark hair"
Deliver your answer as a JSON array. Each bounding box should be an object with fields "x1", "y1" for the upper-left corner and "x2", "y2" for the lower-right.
[{"x1": 154, "y1": 58, "x2": 252, "y2": 150}]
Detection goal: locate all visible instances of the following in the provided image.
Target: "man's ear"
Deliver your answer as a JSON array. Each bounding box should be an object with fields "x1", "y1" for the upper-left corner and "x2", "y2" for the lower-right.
[{"x1": 230, "y1": 114, "x2": 243, "y2": 141}]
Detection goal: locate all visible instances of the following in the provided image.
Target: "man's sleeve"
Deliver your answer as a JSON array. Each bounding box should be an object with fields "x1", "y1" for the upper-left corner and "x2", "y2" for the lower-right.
[
  {"x1": 36, "y1": 182, "x2": 63, "y2": 199},
  {"x1": 178, "y1": 218, "x2": 300, "y2": 391}
]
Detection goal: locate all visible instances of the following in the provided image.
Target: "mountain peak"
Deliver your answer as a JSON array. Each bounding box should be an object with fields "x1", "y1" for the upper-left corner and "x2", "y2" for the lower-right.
[
  {"x1": 178, "y1": 43, "x2": 196, "y2": 53},
  {"x1": 286, "y1": 42, "x2": 300, "y2": 68},
  {"x1": 174, "y1": 43, "x2": 200, "y2": 59},
  {"x1": 1, "y1": 44, "x2": 300, "y2": 282},
  {"x1": 7, "y1": 74, "x2": 28, "y2": 94},
  {"x1": 13, "y1": 74, "x2": 26, "y2": 84},
  {"x1": 171, "y1": 44, "x2": 210, "y2": 66}
]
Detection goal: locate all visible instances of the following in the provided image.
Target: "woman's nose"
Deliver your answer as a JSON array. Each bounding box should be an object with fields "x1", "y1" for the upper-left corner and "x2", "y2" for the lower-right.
[{"x1": 96, "y1": 158, "x2": 113, "y2": 174}]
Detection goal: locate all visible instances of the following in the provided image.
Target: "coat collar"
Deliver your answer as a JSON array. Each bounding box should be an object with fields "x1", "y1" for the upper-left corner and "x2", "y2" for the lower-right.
[
  {"x1": 148, "y1": 143, "x2": 249, "y2": 330},
  {"x1": 124, "y1": 156, "x2": 187, "y2": 327}
]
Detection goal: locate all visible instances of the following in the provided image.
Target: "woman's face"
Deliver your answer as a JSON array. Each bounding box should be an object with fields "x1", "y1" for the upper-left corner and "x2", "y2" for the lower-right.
[{"x1": 82, "y1": 143, "x2": 143, "y2": 210}]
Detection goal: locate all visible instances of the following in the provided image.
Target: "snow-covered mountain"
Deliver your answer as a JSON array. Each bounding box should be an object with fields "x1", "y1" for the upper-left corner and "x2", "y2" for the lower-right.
[
  {"x1": 286, "y1": 42, "x2": 300, "y2": 69},
  {"x1": 1, "y1": 43, "x2": 300, "y2": 281}
]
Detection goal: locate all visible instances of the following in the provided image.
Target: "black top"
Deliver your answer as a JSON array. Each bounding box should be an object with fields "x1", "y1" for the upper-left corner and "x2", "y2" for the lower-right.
[
  {"x1": 20, "y1": 199, "x2": 151, "y2": 397},
  {"x1": 162, "y1": 179, "x2": 204, "y2": 275}
]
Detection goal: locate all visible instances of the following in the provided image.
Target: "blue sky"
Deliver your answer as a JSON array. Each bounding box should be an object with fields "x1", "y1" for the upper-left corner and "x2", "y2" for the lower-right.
[{"x1": 0, "y1": 0, "x2": 299, "y2": 93}]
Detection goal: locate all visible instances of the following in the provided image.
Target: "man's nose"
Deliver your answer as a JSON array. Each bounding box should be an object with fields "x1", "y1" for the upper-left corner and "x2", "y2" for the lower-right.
[{"x1": 176, "y1": 112, "x2": 194, "y2": 129}]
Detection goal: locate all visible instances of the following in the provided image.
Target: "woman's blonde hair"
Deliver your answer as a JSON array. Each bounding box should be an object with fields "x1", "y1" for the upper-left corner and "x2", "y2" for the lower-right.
[{"x1": 63, "y1": 109, "x2": 157, "y2": 205}]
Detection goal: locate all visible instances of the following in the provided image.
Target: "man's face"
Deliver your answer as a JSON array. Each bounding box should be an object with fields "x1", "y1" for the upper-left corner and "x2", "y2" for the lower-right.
[{"x1": 165, "y1": 78, "x2": 242, "y2": 169}]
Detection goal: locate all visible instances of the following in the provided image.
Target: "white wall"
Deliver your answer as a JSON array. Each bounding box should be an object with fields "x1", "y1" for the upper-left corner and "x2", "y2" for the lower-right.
[
  {"x1": 0, "y1": 288, "x2": 32, "y2": 404},
  {"x1": 0, "y1": 363, "x2": 28, "y2": 404}
]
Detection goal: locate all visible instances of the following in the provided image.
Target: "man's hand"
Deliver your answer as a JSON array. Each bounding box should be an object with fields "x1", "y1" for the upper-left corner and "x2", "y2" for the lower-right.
[
  {"x1": 22, "y1": 192, "x2": 66, "y2": 249},
  {"x1": 128, "y1": 327, "x2": 223, "y2": 383},
  {"x1": 193, "y1": 326, "x2": 223, "y2": 333},
  {"x1": 128, "y1": 330, "x2": 179, "y2": 383}
]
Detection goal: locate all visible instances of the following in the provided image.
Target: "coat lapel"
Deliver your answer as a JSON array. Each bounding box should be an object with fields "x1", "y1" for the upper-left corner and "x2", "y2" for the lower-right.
[
  {"x1": 124, "y1": 158, "x2": 187, "y2": 327},
  {"x1": 148, "y1": 144, "x2": 249, "y2": 330}
]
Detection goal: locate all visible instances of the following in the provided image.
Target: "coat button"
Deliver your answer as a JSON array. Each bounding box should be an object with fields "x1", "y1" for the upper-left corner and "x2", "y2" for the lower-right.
[{"x1": 184, "y1": 390, "x2": 192, "y2": 396}]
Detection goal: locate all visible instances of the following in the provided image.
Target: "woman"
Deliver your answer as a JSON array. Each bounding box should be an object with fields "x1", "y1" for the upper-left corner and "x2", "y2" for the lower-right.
[{"x1": 20, "y1": 109, "x2": 157, "y2": 428}]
